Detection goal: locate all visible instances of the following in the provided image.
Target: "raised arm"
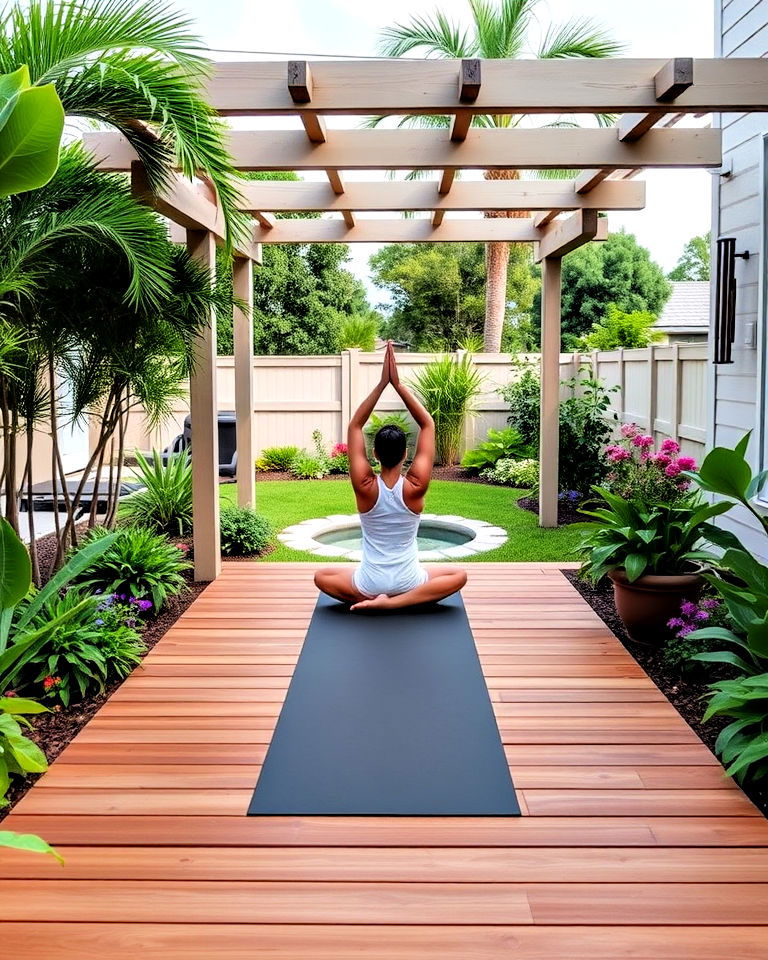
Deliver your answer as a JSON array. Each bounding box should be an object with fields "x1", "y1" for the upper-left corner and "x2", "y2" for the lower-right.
[
  {"x1": 387, "y1": 344, "x2": 435, "y2": 498},
  {"x1": 347, "y1": 348, "x2": 389, "y2": 504}
]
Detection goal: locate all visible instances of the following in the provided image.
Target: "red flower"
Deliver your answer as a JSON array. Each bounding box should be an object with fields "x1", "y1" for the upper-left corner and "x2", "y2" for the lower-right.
[{"x1": 43, "y1": 675, "x2": 62, "y2": 691}]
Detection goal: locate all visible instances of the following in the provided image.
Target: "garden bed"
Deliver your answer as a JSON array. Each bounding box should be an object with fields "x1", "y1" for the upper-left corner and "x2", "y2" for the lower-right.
[
  {"x1": 564, "y1": 569, "x2": 768, "y2": 818},
  {"x1": 254, "y1": 465, "x2": 494, "y2": 485}
]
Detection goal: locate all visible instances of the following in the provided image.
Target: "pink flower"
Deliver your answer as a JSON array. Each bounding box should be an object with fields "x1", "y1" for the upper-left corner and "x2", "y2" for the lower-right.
[
  {"x1": 177, "y1": 543, "x2": 189, "y2": 552},
  {"x1": 677, "y1": 456, "x2": 697, "y2": 471},
  {"x1": 620, "y1": 423, "x2": 639, "y2": 439},
  {"x1": 701, "y1": 598, "x2": 720, "y2": 610},
  {"x1": 661, "y1": 438, "x2": 680, "y2": 454},
  {"x1": 331, "y1": 442, "x2": 348, "y2": 457},
  {"x1": 632, "y1": 435, "x2": 654, "y2": 449},
  {"x1": 652, "y1": 453, "x2": 671, "y2": 468},
  {"x1": 665, "y1": 462, "x2": 682, "y2": 478},
  {"x1": 608, "y1": 447, "x2": 631, "y2": 463}
]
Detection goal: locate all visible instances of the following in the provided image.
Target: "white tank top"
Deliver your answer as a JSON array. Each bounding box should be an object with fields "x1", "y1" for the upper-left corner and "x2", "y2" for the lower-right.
[{"x1": 359, "y1": 475, "x2": 421, "y2": 571}]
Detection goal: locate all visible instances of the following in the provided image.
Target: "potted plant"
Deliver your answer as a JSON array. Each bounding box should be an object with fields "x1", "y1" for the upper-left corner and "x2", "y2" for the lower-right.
[{"x1": 576, "y1": 487, "x2": 739, "y2": 643}]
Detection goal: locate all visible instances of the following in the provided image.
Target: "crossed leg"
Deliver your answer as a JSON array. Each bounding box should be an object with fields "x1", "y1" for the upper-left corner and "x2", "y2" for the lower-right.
[{"x1": 313, "y1": 565, "x2": 467, "y2": 612}]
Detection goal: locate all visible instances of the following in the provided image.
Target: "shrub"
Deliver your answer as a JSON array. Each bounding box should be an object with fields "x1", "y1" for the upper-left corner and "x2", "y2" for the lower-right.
[
  {"x1": 290, "y1": 452, "x2": 330, "y2": 479},
  {"x1": 577, "y1": 303, "x2": 664, "y2": 351},
  {"x1": 481, "y1": 458, "x2": 539, "y2": 489},
  {"x1": 340, "y1": 313, "x2": 377, "y2": 351},
  {"x1": 503, "y1": 365, "x2": 540, "y2": 447},
  {"x1": 0, "y1": 695, "x2": 48, "y2": 806},
  {"x1": 410, "y1": 353, "x2": 484, "y2": 465},
  {"x1": 75, "y1": 527, "x2": 190, "y2": 612},
  {"x1": 121, "y1": 450, "x2": 192, "y2": 536},
  {"x1": 14, "y1": 589, "x2": 145, "y2": 706},
  {"x1": 364, "y1": 412, "x2": 414, "y2": 462},
  {"x1": 256, "y1": 446, "x2": 300, "y2": 472},
  {"x1": 220, "y1": 506, "x2": 272, "y2": 556},
  {"x1": 461, "y1": 427, "x2": 531, "y2": 472},
  {"x1": 603, "y1": 427, "x2": 696, "y2": 504},
  {"x1": 329, "y1": 442, "x2": 350, "y2": 474}
]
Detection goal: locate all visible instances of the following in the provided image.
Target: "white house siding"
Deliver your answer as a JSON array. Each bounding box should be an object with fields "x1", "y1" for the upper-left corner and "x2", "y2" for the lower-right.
[{"x1": 711, "y1": 0, "x2": 768, "y2": 554}]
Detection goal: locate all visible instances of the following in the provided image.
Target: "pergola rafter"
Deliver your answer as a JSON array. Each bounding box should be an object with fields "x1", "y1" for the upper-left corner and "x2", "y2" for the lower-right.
[{"x1": 96, "y1": 55, "x2": 768, "y2": 580}]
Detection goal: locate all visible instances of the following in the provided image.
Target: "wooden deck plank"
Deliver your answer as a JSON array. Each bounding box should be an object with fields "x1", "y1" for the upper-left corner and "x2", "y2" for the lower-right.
[{"x1": 1, "y1": 561, "x2": 765, "y2": 955}]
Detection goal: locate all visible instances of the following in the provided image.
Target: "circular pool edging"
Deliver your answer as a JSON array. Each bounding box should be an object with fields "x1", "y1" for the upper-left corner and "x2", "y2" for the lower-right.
[{"x1": 277, "y1": 513, "x2": 508, "y2": 560}]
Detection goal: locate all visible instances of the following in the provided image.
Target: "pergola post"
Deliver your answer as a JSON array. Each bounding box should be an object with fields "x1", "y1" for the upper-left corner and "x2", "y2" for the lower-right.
[
  {"x1": 232, "y1": 256, "x2": 256, "y2": 509},
  {"x1": 539, "y1": 255, "x2": 562, "y2": 529},
  {"x1": 186, "y1": 229, "x2": 221, "y2": 581}
]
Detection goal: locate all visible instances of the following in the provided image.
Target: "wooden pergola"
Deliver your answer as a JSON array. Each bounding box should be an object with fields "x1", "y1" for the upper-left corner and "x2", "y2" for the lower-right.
[{"x1": 83, "y1": 57, "x2": 768, "y2": 581}]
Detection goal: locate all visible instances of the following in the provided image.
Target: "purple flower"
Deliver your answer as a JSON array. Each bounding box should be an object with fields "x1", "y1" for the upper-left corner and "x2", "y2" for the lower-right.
[
  {"x1": 680, "y1": 600, "x2": 698, "y2": 618},
  {"x1": 701, "y1": 598, "x2": 720, "y2": 610},
  {"x1": 94, "y1": 588, "x2": 103, "y2": 595},
  {"x1": 136, "y1": 599, "x2": 153, "y2": 612},
  {"x1": 667, "y1": 617, "x2": 685, "y2": 629},
  {"x1": 694, "y1": 610, "x2": 710, "y2": 621},
  {"x1": 678, "y1": 624, "x2": 695, "y2": 637},
  {"x1": 95, "y1": 618, "x2": 104, "y2": 626}
]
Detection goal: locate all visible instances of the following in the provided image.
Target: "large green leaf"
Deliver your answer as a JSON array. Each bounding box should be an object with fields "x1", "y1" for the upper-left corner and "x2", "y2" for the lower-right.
[
  {"x1": 0, "y1": 68, "x2": 64, "y2": 198},
  {"x1": 694, "y1": 442, "x2": 753, "y2": 504},
  {"x1": 0, "y1": 517, "x2": 31, "y2": 612},
  {"x1": 0, "y1": 696, "x2": 47, "y2": 715},
  {"x1": 0, "y1": 830, "x2": 63, "y2": 863}
]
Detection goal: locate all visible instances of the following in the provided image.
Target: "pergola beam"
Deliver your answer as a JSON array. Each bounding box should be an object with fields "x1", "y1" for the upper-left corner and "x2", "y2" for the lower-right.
[
  {"x1": 203, "y1": 58, "x2": 768, "y2": 115},
  {"x1": 240, "y1": 178, "x2": 645, "y2": 213},
  {"x1": 618, "y1": 58, "x2": 694, "y2": 143},
  {"x1": 535, "y1": 209, "x2": 605, "y2": 262},
  {"x1": 87, "y1": 127, "x2": 721, "y2": 173},
  {"x1": 434, "y1": 60, "x2": 481, "y2": 226},
  {"x1": 253, "y1": 217, "x2": 575, "y2": 244}
]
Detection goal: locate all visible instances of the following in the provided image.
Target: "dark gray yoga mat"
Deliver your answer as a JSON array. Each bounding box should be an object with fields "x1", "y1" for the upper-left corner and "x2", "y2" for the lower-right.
[{"x1": 248, "y1": 592, "x2": 520, "y2": 816}]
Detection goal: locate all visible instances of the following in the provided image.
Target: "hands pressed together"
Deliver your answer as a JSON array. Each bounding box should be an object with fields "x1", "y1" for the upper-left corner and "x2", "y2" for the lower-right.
[{"x1": 378, "y1": 340, "x2": 401, "y2": 391}]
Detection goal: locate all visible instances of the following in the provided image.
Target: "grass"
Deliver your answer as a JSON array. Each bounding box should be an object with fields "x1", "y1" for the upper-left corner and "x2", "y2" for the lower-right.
[{"x1": 220, "y1": 479, "x2": 583, "y2": 563}]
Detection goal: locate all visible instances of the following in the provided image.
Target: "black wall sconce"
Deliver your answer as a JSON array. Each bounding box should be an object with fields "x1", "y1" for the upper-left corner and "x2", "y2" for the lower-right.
[{"x1": 714, "y1": 237, "x2": 750, "y2": 364}]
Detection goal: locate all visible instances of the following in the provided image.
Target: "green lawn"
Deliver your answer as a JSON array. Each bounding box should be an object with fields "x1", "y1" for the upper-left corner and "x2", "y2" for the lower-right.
[{"x1": 220, "y1": 479, "x2": 582, "y2": 563}]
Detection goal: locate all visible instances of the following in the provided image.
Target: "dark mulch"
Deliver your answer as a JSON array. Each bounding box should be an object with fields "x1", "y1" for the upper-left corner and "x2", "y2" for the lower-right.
[
  {"x1": 518, "y1": 495, "x2": 587, "y2": 526},
  {"x1": 563, "y1": 569, "x2": 768, "y2": 818},
  {"x1": 255, "y1": 465, "x2": 497, "y2": 485}
]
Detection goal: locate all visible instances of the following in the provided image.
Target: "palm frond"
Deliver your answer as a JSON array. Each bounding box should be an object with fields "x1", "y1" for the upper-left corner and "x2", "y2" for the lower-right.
[
  {"x1": 378, "y1": 11, "x2": 476, "y2": 58},
  {"x1": 538, "y1": 16, "x2": 625, "y2": 60},
  {"x1": 469, "y1": 0, "x2": 535, "y2": 59}
]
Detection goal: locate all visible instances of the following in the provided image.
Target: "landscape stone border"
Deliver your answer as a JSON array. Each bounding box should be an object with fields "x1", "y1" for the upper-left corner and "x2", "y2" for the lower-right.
[{"x1": 277, "y1": 513, "x2": 508, "y2": 561}]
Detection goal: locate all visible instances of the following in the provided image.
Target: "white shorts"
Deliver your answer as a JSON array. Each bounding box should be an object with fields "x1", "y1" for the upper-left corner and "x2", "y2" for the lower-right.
[{"x1": 353, "y1": 563, "x2": 429, "y2": 599}]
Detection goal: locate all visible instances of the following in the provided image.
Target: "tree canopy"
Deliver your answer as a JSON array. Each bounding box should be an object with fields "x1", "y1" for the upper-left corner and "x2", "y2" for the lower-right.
[
  {"x1": 668, "y1": 231, "x2": 711, "y2": 281},
  {"x1": 532, "y1": 231, "x2": 671, "y2": 347},
  {"x1": 369, "y1": 241, "x2": 538, "y2": 351}
]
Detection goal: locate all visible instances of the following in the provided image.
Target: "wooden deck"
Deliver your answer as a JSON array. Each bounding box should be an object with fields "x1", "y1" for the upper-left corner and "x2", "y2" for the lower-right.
[{"x1": 2, "y1": 561, "x2": 768, "y2": 958}]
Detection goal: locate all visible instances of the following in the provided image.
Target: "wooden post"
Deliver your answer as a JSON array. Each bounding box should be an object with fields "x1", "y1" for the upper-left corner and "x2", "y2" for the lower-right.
[
  {"x1": 232, "y1": 256, "x2": 255, "y2": 509},
  {"x1": 539, "y1": 256, "x2": 562, "y2": 528},
  {"x1": 186, "y1": 229, "x2": 221, "y2": 582}
]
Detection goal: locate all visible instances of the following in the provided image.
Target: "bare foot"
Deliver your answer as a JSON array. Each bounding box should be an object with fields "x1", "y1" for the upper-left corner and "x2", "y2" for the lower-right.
[{"x1": 350, "y1": 594, "x2": 393, "y2": 612}]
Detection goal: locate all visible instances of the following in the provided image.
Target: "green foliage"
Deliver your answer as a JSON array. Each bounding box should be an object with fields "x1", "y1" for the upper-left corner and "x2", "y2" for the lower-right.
[
  {"x1": 219, "y1": 506, "x2": 272, "y2": 557},
  {"x1": 410, "y1": 353, "x2": 484, "y2": 465},
  {"x1": 481, "y1": 457, "x2": 539, "y2": 489},
  {"x1": 668, "y1": 231, "x2": 711, "y2": 282},
  {"x1": 0, "y1": 829, "x2": 62, "y2": 861},
  {"x1": 662, "y1": 597, "x2": 730, "y2": 679},
  {"x1": 701, "y1": 676, "x2": 768, "y2": 781},
  {"x1": 75, "y1": 526, "x2": 190, "y2": 612},
  {"x1": 502, "y1": 365, "x2": 541, "y2": 447},
  {"x1": 339, "y1": 312, "x2": 378, "y2": 351},
  {"x1": 577, "y1": 303, "x2": 663, "y2": 351},
  {"x1": 576, "y1": 488, "x2": 736, "y2": 583},
  {"x1": 0, "y1": 695, "x2": 48, "y2": 806},
  {"x1": 289, "y1": 452, "x2": 330, "y2": 480},
  {"x1": 461, "y1": 427, "x2": 531, "y2": 472},
  {"x1": 533, "y1": 232, "x2": 671, "y2": 346},
  {"x1": 256, "y1": 446, "x2": 301, "y2": 472},
  {"x1": 364, "y1": 412, "x2": 414, "y2": 462},
  {"x1": 121, "y1": 450, "x2": 192, "y2": 537},
  {"x1": 0, "y1": 64, "x2": 64, "y2": 197},
  {"x1": 0, "y1": 516, "x2": 30, "y2": 609},
  {"x1": 370, "y1": 242, "x2": 537, "y2": 350}
]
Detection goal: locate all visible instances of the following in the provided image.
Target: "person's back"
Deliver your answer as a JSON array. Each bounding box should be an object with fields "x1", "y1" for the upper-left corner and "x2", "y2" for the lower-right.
[{"x1": 314, "y1": 342, "x2": 467, "y2": 611}]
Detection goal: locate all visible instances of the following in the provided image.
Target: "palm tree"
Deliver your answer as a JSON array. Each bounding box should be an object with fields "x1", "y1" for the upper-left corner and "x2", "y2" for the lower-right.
[
  {"x1": 0, "y1": 0, "x2": 245, "y2": 243},
  {"x1": 377, "y1": 0, "x2": 623, "y2": 352}
]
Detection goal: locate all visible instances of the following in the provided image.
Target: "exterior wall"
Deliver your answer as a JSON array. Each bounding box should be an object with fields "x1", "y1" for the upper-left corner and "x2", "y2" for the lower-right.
[
  {"x1": 121, "y1": 346, "x2": 708, "y2": 466},
  {"x1": 711, "y1": 0, "x2": 768, "y2": 554}
]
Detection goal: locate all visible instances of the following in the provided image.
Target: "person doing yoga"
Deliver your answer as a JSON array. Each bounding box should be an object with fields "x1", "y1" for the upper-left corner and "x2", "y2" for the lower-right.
[{"x1": 314, "y1": 342, "x2": 467, "y2": 611}]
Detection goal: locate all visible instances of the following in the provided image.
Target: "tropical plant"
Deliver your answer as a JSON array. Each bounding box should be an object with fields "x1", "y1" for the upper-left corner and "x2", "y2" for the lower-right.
[
  {"x1": 219, "y1": 506, "x2": 272, "y2": 557},
  {"x1": 363, "y1": 412, "x2": 414, "y2": 462},
  {"x1": 340, "y1": 313, "x2": 378, "y2": 351},
  {"x1": 577, "y1": 303, "x2": 663, "y2": 351},
  {"x1": 74, "y1": 527, "x2": 190, "y2": 611},
  {"x1": 603, "y1": 426, "x2": 698, "y2": 504},
  {"x1": 410, "y1": 354, "x2": 484, "y2": 465},
  {"x1": 120, "y1": 450, "x2": 192, "y2": 537},
  {"x1": 700, "y1": 676, "x2": 768, "y2": 782},
  {"x1": 481, "y1": 457, "x2": 539, "y2": 488},
  {"x1": 669, "y1": 231, "x2": 711, "y2": 282},
  {"x1": 0, "y1": 695, "x2": 48, "y2": 799},
  {"x1": 375, "y1": 0, "x2": 621, "y2": 350},
  {"x1": 461, "y1": 426, "x2": 531, "y2": 472},
  {"x1": 0, "y1": 65, "x2": 63, "y2": 197},
  {"x1": 256, "y1": 446, "x2": 300, "y2": 472},
  {"x1": 576, "y1": 488, "x2": 737, "y2": 584}
]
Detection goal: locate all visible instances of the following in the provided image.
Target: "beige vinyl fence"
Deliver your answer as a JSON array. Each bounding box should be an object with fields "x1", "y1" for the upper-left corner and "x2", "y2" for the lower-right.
[{"x1": 122, "y1": 344, "x2": 708, "y2": 464}]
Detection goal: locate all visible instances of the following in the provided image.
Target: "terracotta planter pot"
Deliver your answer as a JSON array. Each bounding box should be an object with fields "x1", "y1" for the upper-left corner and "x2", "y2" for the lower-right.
[{"x1": 608, "y1": 567, "x2": 705, "y2": 645}]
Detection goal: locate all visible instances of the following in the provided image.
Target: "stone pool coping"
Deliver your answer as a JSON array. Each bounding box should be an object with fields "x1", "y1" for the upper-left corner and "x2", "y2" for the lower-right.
[{"x1": 277, "y1": 513, "x2": 508, "y2": 560}]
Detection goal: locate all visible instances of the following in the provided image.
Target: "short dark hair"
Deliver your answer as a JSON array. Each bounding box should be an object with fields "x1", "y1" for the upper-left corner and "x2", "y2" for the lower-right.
[{"x1": 374, "y1": 424, "x2": 407, "y2": 468}]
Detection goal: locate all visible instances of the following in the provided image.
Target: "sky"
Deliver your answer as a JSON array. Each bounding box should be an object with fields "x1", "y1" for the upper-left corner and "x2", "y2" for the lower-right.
[{"x1": 179, "y1": 0, "x2": 715, "y2": 303}]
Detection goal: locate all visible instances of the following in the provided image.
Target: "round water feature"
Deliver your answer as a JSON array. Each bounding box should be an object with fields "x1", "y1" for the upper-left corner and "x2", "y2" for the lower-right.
[{"x1": 277, "y1": 513, "x2": 508, "y2": 561}]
